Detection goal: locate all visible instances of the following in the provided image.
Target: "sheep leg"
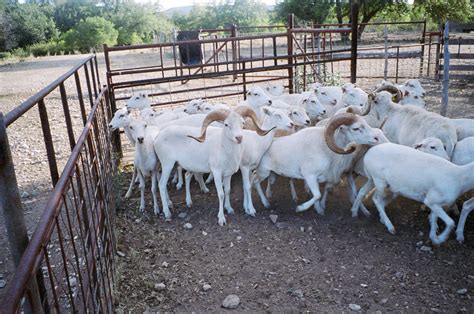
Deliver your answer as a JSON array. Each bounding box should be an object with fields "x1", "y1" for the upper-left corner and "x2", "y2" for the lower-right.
[
  {"x1": 241, "y1": 167, "x2": 256, "y2": 217},
  {"x1": 318, "y1": 183, "x2": 332, "y2": 213},
  {"x1": 223, "y1": 175, "x2": 234, "y2": 214},
  {"x1": 296, "y1": 175, "x2": 321, "y2": 213},
  {"x1": 125, "y1": 167, "x2": 137, "y2": 199},
  {"x1": 176, "y1": 166, "x2": 183, "y2": 190},
  {"x1": 212, "y1": 171, "x2": 226, "y2": 226},
  {"x1": 372, "y1": 188, "x2": 395, "y2": 234},
  {"x1": 456, "y1": 197, "x2": 474, "y2": 242},
  {"x1": 158, "y1": 162, "x2": 174, "y2": 220},
  {"x1": 194, "y1": 173, "x2": 209, "y2": 193},
  {"x1": 265, "y1": 172, "x2": 276, "y2": 199},
  {"x1": 426, "y1": 203, "x2": 455, "y2": 245},
  {"x1": 138, "y1": 170, "x2": 146, "y2": 213},
  {"x1": 351, "y1": 179, "x2": 375, "y2": 218},
  {"x1": 289, "y1": 179, "x2": 299, "y2": 202},
  {"x1": 151, "y1": 169, "x2": 160, "y2": 215},
  {"x1": 185, "y1": 171, "x2": 193, "y2": 207},
  {"x1": 253, "y1": 170, "x2": 271, "y2": 209},
  {"x1": 346, "y1": 173, "x2": 371, "y2": 217},
  {"x1": 205, "y1": 173, "x2": 214, "y2": 184}
]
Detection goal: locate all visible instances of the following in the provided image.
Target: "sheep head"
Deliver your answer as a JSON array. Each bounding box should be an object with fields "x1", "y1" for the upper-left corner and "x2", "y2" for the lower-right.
[
  {"x1": 234, "y1": 105, "x2": 274, "y2": 136},
  {"x1": 187, "y1": 109, "x2": 231, "y2": 142}
]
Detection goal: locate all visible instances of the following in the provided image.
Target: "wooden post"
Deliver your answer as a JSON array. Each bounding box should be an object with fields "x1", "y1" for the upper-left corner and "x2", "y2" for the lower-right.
[
  {"x1": 383, "y1": 25, "x2": 388, "y2": 81},
  {"x1": 316, "y1": 33, "x2": 321, "y2": 79},
  {"x1": 350, "y1": 0, "x2": 359, "y2": 84},
  {"x1": 0, "y1": 113, "x2": 43, "y2": 313},
  {"x1": 287, "y1": 14, "x2": 294, "y2": 94},
  {"x1": 440, "y1": 21, "x2": 450, "y2": 116}
]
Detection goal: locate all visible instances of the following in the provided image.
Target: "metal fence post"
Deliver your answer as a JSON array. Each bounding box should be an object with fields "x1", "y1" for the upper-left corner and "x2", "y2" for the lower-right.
[
  {"x1": 287, "y1": 13, "x2": 294, "y2": 94},
  {"x1": 350, "y1": 0, "x2": 359, "y2": 84},
  {"x1": 231, "y1": 24, "x2": 238, "y2": 81},
  {"x1": 103, "y1": 44, "x2": 122, "y2": 160},
  {"x1": 419, "y1": 20, "x2": 427, "y2": 76},
  {"x1": 440, "y1": 21, "x2": 450, "y2": 116},
  {"x1": 0, "y1": 112, "x2": 43, "y2": 312},
  {"x1": 383, "y1": 25, "x2": 388, "y2": 81}
]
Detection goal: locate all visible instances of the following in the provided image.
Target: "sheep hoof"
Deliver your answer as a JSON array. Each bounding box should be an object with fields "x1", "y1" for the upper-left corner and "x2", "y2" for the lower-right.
[
  {"x1": 186, "y1": 201, "x2": 193, "y2": 208},
  {"x1": 456, "y1": 233, "x2": 464, "y2": 243},
  {"x1": 351, "y1": 211, "x2": 358, "y2": 218},
  {"x1": 164, "y1": 215, "x2": 172, "y2": 222},
  {"x1": 246, "y1": 210, "x2": 256, "y2": 217},
  {"x1": 226, "y1": 207, "x2": 234, "y2": 214},
  {"x1": 202, "y1": 187, "x2": 210, "y2": 193},
  {"x1": 387, "y1": 226, "x2": 396, "y2": 235},
  {"x1": 139, "y1": 206, "x2": 145, "y2": 213},
  {"x1": 124, "y1": 192, "x2": 132, "y2": 199},
  {"x1": 218, "y1": 217, "x2": 227, "y2": 226},
  {"x1": 295, "y1": 205, "x2": 308, "y2": 213}
]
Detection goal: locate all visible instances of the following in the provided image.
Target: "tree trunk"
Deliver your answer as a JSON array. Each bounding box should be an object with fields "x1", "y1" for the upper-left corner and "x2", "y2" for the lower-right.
[{"x1": 336, "y1": 0, "x2": 349, "y2": 42}]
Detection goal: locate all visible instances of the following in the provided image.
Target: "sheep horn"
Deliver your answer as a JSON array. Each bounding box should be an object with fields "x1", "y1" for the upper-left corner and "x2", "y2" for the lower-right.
[
  {"x1": 345, "y1": 106, "x2": 363, "y2": 115},
  {"x1": 234, "y1": 105, "x2": 275, "y2": 136},
  {"x1": 375, "y1": 85, "x2": 402, "y2": 102},
  {"x1": 187, "y1": 109, "x2": 231, "y2": 142},
  {"x1": 379, "y1": 116, "x2": 388, "y2": 129},
  {"x1": 324, "y1": 113, "x2": 359, "y2": 154}
]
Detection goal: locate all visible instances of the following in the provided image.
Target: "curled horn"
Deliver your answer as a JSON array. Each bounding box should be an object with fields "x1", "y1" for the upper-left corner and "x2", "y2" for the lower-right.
[
  {"x1": 345, "y1": 106, "x2": 363, "y2": 115},
  {"x1": 187, "y1": 109, "x2": 230, "y2": 142},
  {"x1": 374, "y1": 85, "x2": 403, "y2": 103},
  {"x1": 324, "y1": 113, "x2": 359, "y2": 154},
  {"x1": 234, "y1": 105, "x2": 274, "y2": 136}
]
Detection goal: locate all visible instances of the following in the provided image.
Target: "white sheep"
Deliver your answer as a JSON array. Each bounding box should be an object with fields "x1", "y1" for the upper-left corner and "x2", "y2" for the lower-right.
[
  {"x1": 365, "y1": 90, "x2": 457, "y2": 158},
  {"x1": 239, "y1": 106, "x2": 294, "y2": 216},
  {"x1": 253, "y1": 113, "x2": 384, "y2": 214},
  {"x1": 128, "y1": 119, "x2": 161, "y2": 214},
  {"x1": 240, "y1": 87, "x2": 273, "y2": 120},
  {"x1": 414, "y1": 136, "x2": 474, "y2": 166},
  {"x1": 450, "y1": 118, "x2": 474, "y2": 141},
  {"x1": 109, "y1": 108, "x2": 141, "y2": 198},
  {"x1": 154, "y1": 106, "x2": 270, "y2": 225},
  {"x1": 127, "y1": 92, "x2": 151, "y2": 109},
  {"x1": 263, "y1": 83, "x2": 286, "y2": 97},
  {"x1": 351, "y1": 143, "x2": 474, "y2": 245}
]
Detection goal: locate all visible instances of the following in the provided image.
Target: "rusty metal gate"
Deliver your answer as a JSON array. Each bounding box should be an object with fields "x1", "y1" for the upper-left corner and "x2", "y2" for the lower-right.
[{"x1": 0, "y1": 55, "x2": 117, "y2": 312}]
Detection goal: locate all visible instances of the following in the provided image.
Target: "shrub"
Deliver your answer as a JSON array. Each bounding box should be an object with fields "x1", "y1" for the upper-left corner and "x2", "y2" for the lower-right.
[
  {"x1": 11, "y1": 47, "x2": 30, "y2": 58},
  {"x1": 64, "y1": 17, "x2": 118, "y2": 53},
  {"x1": 29, "y1": 42, "x2": 50, "y2": 57},
  {"x1": 0, "y1": 51, "x2": 12, "y2": 60}
]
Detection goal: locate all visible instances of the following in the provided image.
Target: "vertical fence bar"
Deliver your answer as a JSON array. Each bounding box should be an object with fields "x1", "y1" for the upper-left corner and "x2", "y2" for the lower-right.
[
  {"x1": 350, "y1": 0, "x2": 359, "y2": 83},
  {"x1": 435, "y1": 32, "x2": 441, "y2": 80},
  {"x1": 419, "y1": 20, "x2": 427, "y2": 76},
  {"x1": 440, "y1": 21, "x2": 450, "y2": 116},
  {"x1": 0, "y1": 112, "x2": 43, "y2": 313},
  {"x1": 316, "y1": 33, "x2": 321, "y2": 79},
  {"x1": 427, "y1": 33, "x2": 432, "y2": 76},
  {"x1": 383, "y1": 25, "x2": 388, "y2": 81},
  {"x1": 287, "y1": 14, "x2": 294, "y2": 94},
  {"x1": 230, "y1": 24, "x2": 237, "y2": 82},
  {"x1": 59, "y1": 82, "x2": 76, "y2": 151},
  {"x1": 38, "y1": 99, "x2": 60, "y2": 186},
  {"x1": 74, "y1": 72, "x2": 88, "y2": 126},
  {"x1": 395, "y1": 46, "x2": 400, "y2": 83}
]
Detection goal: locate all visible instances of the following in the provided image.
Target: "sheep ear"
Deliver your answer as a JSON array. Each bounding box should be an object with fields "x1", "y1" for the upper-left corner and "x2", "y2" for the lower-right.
[
  {"x1": 127, "y1": 109, "x2": 131, "y2": 114},
  {"x1": 246, "y1": 91, "x2": 252, "y2": 96},
  {"x1": 413, "y1": 143, "x2": 422, "y2": 149},
  {"x1": 404, "y1": 90, "x2": 410, "y2": 96}
]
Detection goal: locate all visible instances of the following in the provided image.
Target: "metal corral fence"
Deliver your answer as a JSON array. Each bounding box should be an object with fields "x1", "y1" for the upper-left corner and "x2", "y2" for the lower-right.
[
  {"x1": 103, "y1": 14, "x2": 440, "y2": 150},
  {"x1": 0, "y1": 55, "x2": 117, "y2": 312}
]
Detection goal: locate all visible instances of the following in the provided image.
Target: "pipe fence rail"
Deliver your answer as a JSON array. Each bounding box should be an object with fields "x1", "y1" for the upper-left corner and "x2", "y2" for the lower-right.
[{"x1": 0, "y1": 55, "x2": 117, "y2": 312}]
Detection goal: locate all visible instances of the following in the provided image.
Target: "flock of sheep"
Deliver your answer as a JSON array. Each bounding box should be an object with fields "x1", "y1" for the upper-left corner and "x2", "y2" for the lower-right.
[{"x1": 108, "y1": 79, "x2": 474, "y2": 246}]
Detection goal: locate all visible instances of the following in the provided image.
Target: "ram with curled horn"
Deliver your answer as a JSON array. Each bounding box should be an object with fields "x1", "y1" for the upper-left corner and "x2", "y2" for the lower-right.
[
  {"x1": 154, "y1": 106, "x2": 263, "y2": 226},
  {"x1": 252, "y1": 111, "x2": 385, "y2": 216}
]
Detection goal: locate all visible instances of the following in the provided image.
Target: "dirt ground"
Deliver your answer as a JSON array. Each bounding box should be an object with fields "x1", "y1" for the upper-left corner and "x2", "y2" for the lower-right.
[
  {"x1": 114, "y1": 169, "x2": 474, "y2": 312},
  {"x1": 0, "y1": 45, "x2": 473, "y2": 310}
]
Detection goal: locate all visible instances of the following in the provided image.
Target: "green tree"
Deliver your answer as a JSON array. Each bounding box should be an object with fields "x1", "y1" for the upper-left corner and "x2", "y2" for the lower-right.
[
  {"x1": 275, "y1": 0, "x2": 333, "y2": 25},
  {"x1": 64, "y1": 16, "x2": 118, "y2": 53},
  {"x1": 53, "y1": 0, "x2": 99, "y2": 33},
  {"x1": 1, "y1": 2, "x2": 57, "y2": 50},
  {"x1": 413, "y1": 0, "x2": 472, "y2": 30}
]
